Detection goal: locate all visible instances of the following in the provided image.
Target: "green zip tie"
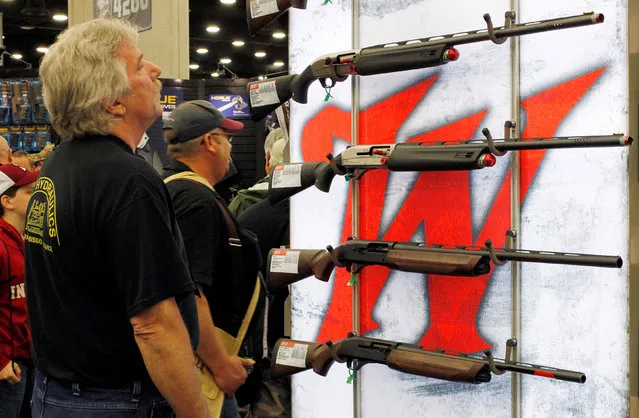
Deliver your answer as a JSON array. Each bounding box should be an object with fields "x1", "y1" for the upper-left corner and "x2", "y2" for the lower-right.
[
  {"x1": 347, "y1": 272, "x2": 356, "y2": 286},
  {"x1": 346, "y1": 366, "x2": 355, "y2": 384},
  {"x1": 323, "y1": 86, "x2": 334, "y2": 102},
  {"x1": 344, "y1": 173, "x2": 354, "y2": 181}
]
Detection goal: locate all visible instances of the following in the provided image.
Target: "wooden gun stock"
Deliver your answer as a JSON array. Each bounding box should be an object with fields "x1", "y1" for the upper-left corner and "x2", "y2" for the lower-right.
[
  {"x1": 267, "y1": 249, "x2": 335, "y2": 288},
  {"x1": 384, "y1": 250, "x2": 488, "y2": 276},
  {"x1": 386, "y1": 349, "x2": 491, "y2": 384},
  {"x1": 271, "y1": 339, "x2": 334, "y2": 378}
]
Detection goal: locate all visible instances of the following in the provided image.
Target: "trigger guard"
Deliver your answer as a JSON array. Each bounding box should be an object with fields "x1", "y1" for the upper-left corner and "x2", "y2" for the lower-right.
[{"x1": 320, "y1": 78, "x2": 336, "y2": 89}]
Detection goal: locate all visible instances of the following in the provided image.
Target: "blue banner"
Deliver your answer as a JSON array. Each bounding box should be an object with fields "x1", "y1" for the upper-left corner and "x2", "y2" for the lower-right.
[{"x1": 160, "y1": 88, "x2": 184, "y2": 121}]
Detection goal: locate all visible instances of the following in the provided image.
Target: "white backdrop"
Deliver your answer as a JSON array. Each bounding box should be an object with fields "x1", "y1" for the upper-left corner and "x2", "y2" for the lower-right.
[{"x1": 288, "y1": 0, "x2": 628, "y2": 416}]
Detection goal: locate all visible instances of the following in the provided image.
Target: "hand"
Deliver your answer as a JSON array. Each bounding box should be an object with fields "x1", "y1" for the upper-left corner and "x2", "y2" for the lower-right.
[
  {"x1": 211, "y1": 356, "x2": 255, "y2": 396},
  {"x1": 0, "y1": 361, "x2": 21, "y2": 384}
]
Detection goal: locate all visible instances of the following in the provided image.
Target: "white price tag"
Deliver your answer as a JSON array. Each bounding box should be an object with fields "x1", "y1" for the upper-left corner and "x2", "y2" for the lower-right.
[
  {"x1": 249, "y1": 81, "x2": 279, "y2": 108},
  {"x1": 275, "y1": 341, "x2": 308, "y2": 368},
  {"x1": 271, "y1": 164, "x2": 302, "y2": 189},
  {"x1": 249, "y1": 0, "x2": 279, "y2": 18},
  {"x1": 270, "y1": 250, "x2": 300, "y2": 274}
]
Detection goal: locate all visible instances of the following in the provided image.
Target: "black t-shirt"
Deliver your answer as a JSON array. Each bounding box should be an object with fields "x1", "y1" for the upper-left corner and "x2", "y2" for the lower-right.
[
  {"x1": 163, "y1": 160, "x2": 262, "y2": 337},
  {"x1": 24, "y1": 135, "x2": 198, "y2": 386},
  {"x1": 237, "y1": 198, "x2": 290, "y2": 279},
  {"x1": 237, "y1": 198, "x2": 290, "y2": 346}
]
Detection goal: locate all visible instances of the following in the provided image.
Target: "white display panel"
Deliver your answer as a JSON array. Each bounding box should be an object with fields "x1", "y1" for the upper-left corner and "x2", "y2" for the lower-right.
[
  {"x1": 288, "y1": 0, "x2": 629, "y2": 416},
  {"x1": 519, "y1": 1, "x2": 628, "y2": 416},
  {"x1": 289, "y1": 1, "x2": 354, "y2": 417}
]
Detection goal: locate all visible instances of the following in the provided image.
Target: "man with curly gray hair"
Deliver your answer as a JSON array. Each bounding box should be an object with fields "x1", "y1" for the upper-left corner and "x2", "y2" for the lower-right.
[{"x1": 24, "y1": 19, "x2": 209, "y2": 418}]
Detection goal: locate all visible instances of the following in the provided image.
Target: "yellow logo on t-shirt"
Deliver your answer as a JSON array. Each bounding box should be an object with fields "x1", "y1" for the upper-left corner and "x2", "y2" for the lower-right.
[{"x1": 25, "y1": 177, "x2": 59, "y2": 252}]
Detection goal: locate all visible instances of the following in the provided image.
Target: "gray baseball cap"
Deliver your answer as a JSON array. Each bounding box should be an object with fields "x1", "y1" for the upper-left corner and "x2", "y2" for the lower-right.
[{"x1": 163, "y1": 100, "x2": 244, "y2": 143}]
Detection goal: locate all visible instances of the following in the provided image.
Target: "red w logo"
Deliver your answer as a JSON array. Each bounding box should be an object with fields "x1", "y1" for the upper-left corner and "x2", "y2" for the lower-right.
[{"x1": 300, "y1": 67, "x2": 605, "y2": 353}]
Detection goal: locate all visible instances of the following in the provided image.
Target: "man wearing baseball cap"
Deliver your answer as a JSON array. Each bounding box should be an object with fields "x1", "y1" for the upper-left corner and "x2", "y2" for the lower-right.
[
  {"x1": 0, "y1": 165, "x2": 38, "y2": 417},
  {"x1": 163, "y1": 101, "x2": 261, "y2": 418}
]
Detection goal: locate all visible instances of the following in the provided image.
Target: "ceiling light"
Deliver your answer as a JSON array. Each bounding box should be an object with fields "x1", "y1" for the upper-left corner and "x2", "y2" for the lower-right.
[
  {"x1": 220, "y1": 0, "x2": 236, "y2": 4},
  {"x1": 273, "y1": 61, "x2": 285, "y2": 67},
  {"x1": 272, "y1": 32, "x2": 286, "y2": 39},
  {"x1": 258, "y1": 75, "x2": 266, "y2": 80},
  {"x1": 254, "y1": 51, "x2": 266, "y2": 58},
  {"x1": 36, "y1": 46, "x2": 48, "y2": 54},
  {"x1": 219, "y1": 58, "x2": 231, "y2": 64},
  {"x1": 211, "y1": 72, "x2": 220, "y2": 78},
  {"x1": 21, "y1": 26, "x2": 35, "y2": 30},
  {"x1": 206, "y1": 25, "x2": 220, "y2": 33},
  {"x1": 11, "y1": 53, "x2": 22, "y2": 59},
  {"x1": 189, "y1": 64, "x2": 200, "y2": 69},
  {"x1": 196, "y1": 48, "x2": 209, "y2": 54},
  {"x1": 232, "y1": 40, "x2": 245, "y2": 47},
  {"x1": 52, "y1": 14, "x2": 68, "y2": 21}
]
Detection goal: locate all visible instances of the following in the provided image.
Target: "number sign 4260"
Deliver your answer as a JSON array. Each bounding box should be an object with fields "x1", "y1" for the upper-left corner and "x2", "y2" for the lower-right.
[{"x1": 112, "y1": 0, "x2": 149, "y2": 17}]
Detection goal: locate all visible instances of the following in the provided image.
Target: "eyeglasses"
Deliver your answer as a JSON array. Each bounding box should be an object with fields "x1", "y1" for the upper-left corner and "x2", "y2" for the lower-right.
[{"x1": 209, "y1": 131, "x2": 233, "y2": 144}]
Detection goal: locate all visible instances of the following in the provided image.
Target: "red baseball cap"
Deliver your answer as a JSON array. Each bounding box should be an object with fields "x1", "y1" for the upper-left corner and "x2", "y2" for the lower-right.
[{"x1": 0, "y1": 164, "x2": 38, "y2": 195}]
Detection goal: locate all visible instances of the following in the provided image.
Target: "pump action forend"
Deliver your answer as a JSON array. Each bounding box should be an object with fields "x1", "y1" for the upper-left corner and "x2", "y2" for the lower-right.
[
  {"x1": 247, "y1": 11, "x2": 604, "y2": 120},
  {"x1": 271, "y1": 335, "x2": 586, "y2": 384},
  {"x1": 267, "y1": 239, "x2": 622, "y2": 288},
  {"x1": 267, "y1": 132, "x2": 632, "y2": 203}
]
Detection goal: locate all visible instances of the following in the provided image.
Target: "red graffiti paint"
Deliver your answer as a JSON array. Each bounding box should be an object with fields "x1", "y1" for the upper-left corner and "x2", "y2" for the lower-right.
[{"x1": 301, "y1": 68, "x2": 605, "y2": 352}]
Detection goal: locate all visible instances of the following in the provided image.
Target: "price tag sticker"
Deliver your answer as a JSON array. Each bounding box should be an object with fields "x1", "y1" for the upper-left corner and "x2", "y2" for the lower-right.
[
  {"x1": 270, "y1": 250, "x2": 300, "y2": 274},
  {"x1": 271, "y1": 164, "x2": 302, "y2": 189},
  {"x1": 249, "y1": 0, "x2": 279, "y2": 18},
  {"x1": 249, "y1": 81, "x2": 279, "y2": 108},
  {"x1": 276, "y1": 341, "x2": 308, "y2": 368}
]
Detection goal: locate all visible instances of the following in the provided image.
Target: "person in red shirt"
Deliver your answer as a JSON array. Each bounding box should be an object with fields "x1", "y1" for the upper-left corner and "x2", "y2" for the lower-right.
[{"x1": 0, "y1": 164, "x2": 38, "y2": 418}]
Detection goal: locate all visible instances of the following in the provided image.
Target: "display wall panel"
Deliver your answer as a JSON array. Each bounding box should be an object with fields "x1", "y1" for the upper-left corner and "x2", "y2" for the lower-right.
[
  {"x1": 288, "y1": 0, "x2": 629, "y2": 416},
  {"x1": 518, "y1": 0, "x2": 629, "y2": 416},
  {"x1": 289, "y1": 1, "x2": 354, "y2": 417},
  {"x1": 355, "y1": 0, "x2": 513, "y2": 416}
]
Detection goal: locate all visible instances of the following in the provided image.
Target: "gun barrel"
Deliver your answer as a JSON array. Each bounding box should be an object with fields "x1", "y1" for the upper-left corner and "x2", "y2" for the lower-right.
[
  {"x1": 411, "y1": 245, "x2": 621, "y2": 269},
  {"x1": 361, "y1": 13, "x2": 603, "y2": 56},
  {"x1": 423, "y1": 134, "x2": 632, "y2": 152},
  {"x1": 492, "y1": 362, "x2": 586, "y2": 384}
]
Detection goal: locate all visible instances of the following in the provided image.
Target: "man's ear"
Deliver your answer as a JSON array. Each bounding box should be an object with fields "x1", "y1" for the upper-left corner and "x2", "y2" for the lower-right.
[
  {"x1": 202, "y1": 134, "x2": 218, "y2": 154},
  {"x1": 105, "y1": 100, "x2": 126, "y2": 117},
  {"x1": 1, "y1": 194, "x2": 13, "y2": 212}
]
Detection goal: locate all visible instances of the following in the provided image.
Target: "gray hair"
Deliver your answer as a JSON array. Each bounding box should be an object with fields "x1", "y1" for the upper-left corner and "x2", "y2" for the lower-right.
[
  {"x1": 39, "y1": 19, "x2": 138, "y2": 140},
  {"x1": 264, "y1": 128, "x2": 284, "y2": 154},
  {"x1": 164, "y1": 129, "x2": 202, "y2": 158},
  {"x1": 269, "y1": 137, "x2": 287, "y2": 168}
]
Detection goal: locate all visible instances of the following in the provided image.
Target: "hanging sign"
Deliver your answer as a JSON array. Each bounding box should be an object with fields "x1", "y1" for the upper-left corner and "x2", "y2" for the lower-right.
[{"x1": 94, "y1": 0, "x2": 152, "y2": 32}]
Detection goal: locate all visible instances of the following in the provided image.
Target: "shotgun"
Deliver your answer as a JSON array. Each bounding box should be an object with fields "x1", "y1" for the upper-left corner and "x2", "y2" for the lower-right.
[
  {"x1": 271, "y1": 334, "x2": 585, "y2": 384},
  {"x1": 247, "y1": 11, "x2": 604, "y2": 120},
  {"x1": 267, "y1": 130, "x2": 632, "y2": 203},
  {"x1": 267, "y1": 238, "x2": 622, "y2": 287}
]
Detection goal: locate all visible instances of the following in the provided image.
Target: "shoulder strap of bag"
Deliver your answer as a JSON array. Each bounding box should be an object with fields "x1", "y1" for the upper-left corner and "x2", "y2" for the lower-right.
[{"x1": 164, "y1": 171, "x2": 261, "y2": 342}]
